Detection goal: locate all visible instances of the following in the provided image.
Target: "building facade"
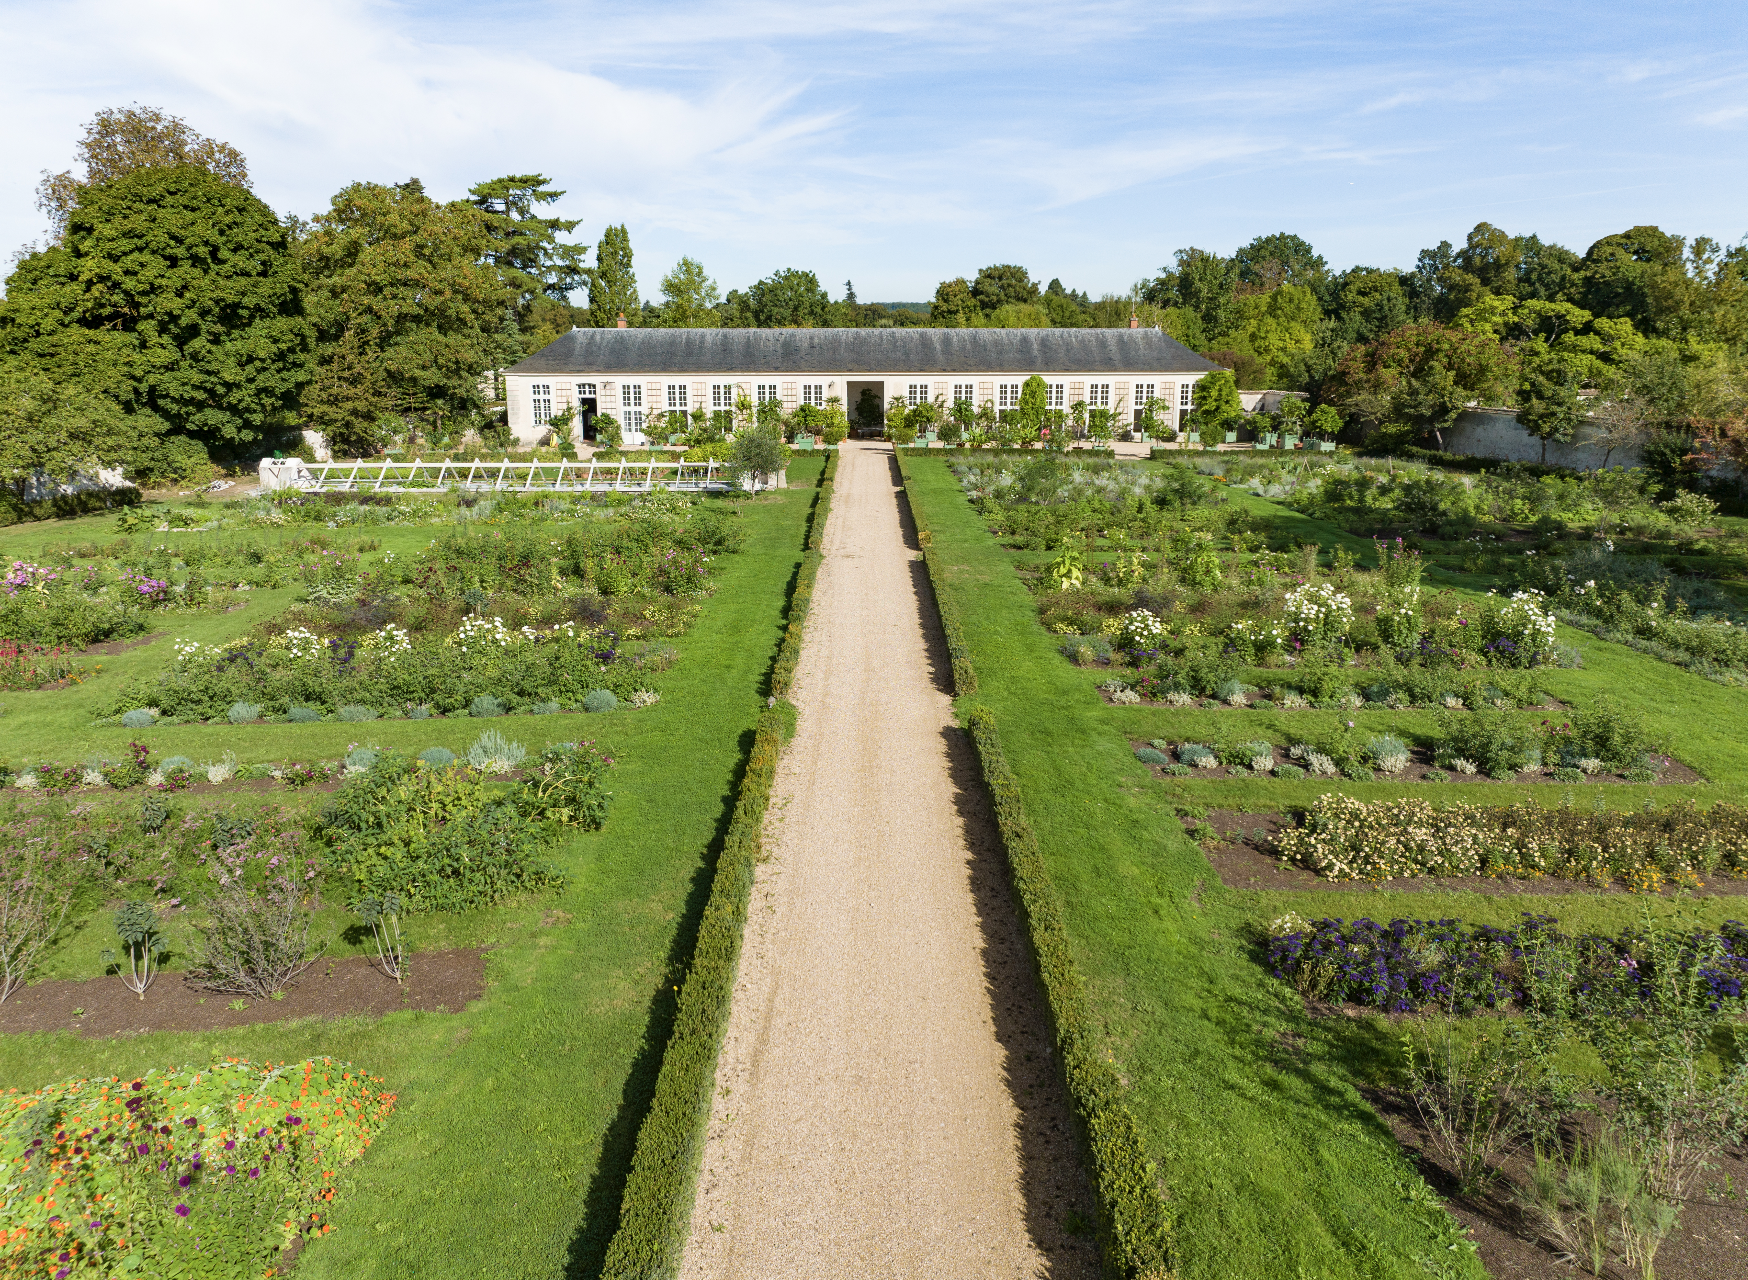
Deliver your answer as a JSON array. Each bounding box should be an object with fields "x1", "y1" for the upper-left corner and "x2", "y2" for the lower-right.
[{"x1": 502, "y1": 328, "x2": 1222, "y2": 446}]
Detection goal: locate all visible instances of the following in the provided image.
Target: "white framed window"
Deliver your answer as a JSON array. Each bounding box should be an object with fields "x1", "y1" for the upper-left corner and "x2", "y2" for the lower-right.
[
  {"x1": 1134, "y1": 382, "x2": 1157, "y2": 407},
  {"x1": 1180, "y1": 381, "x2": 1194, "y2": 408},
  {"x1": 620, "y1": 383, "x2": 644, "y2": 432},
  {"x1": 666, "y1": 384, "x2": 689, "y2": 411},
  {"x1": 997, "y1": 382, "x2": 1023, "y2": 409},
  {"x1": 1044, "y1": 382, "x2": 1065, "y2": 409},
  {"x1": 530, "y1": 383, "x2": 553, "y2": 424},
  {"x1": 575, "y1": 382, "x2": 597, "y2": 400},
  {"x1": 907, "y1": 382, "x2": 930, "y2": 407},
  {"x1": 801, "y1": 383, "x2": 825, "y2": 406},
  {"x1": 1087, "y1": 382, "x2": 1111, "y2": 408},
  {"x1": 711, "y1": 383, "x2": 737, "y2": 411},
  {"x1": 951, "y1": 382, "x2": 975, "y2": 405},
  {"x1": 755, "y1": 383, "x2": 780, "y2": 403}
]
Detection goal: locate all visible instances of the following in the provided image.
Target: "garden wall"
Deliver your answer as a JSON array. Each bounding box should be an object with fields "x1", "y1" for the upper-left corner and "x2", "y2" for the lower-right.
[{"x1": 1443, "y1": 407, "x2": 1647, "y2": 471}]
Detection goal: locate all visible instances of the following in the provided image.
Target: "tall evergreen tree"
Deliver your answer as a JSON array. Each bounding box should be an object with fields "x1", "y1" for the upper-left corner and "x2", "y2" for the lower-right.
[
  {"x1": 467, "y1": 174, "x2": 588, "y2": 314},
  {"x1": 588, "y1": 225, "x2": 639, "y2": 327}
]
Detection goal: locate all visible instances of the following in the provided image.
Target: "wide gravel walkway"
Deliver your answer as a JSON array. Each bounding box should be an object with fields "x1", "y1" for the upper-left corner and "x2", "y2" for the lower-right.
[{"x1": 680, "y1": 442, "x2": 1096, "y2": 1279}]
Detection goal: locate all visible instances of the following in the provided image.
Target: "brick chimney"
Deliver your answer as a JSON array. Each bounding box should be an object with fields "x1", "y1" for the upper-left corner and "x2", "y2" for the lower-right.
[
  {"x1": 1129, "y1": 312, "x2": 1139, "y2": 329},
  {"x1": 616, "y1": 313, "x2": 628, "y2": 329}
]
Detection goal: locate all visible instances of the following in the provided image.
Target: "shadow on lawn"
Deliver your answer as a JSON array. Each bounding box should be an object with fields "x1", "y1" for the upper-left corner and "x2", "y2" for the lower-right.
[{"x1": 564, "y1": 724, "x2": 756, "y2": 1279}]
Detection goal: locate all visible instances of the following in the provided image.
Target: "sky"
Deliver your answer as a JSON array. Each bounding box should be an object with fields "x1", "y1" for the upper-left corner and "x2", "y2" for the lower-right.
[{"x1": 3, "y1": 0, "x2": 1746, "y2": 302}]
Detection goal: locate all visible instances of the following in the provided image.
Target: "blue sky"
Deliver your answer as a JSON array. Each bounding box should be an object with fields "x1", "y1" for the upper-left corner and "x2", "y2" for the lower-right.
[{"x1": 4, "y1": 0, "x2": 1746, "y2": 301}]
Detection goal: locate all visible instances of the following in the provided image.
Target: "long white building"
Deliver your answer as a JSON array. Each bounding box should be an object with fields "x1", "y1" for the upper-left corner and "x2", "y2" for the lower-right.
[{"x1": 503, "y1": 327, "x2": 1222, "y2": 446}]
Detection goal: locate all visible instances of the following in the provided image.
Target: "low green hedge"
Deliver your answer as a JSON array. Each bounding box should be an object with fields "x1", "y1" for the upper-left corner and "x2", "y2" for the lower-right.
[
  {"x1": 600, "y1": 453, "x2": 831, "y2": 1279},
  {"x1": 900, "y1": 452, "x2": 1172, "y2": 1278},
  {"x1": 964, "y1": 709, "x2": 1174, "y2": 1279},
  {"x1": 897, "y1": 457, "x2": 975, "y2": 696}
]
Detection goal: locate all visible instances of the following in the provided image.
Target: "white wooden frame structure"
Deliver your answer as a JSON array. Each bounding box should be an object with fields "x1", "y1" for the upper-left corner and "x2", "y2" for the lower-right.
[{"x1": 284, "y1": 457, "x2": 754, "y2": 494}]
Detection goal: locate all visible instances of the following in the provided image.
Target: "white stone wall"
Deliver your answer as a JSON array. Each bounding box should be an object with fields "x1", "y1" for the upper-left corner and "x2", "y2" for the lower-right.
[{"x1": 1443, "y1": 408, "x2": 1648, "y2": 470}]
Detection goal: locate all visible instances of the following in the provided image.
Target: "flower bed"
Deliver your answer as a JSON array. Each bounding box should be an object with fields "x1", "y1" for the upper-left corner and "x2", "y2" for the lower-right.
[
  {"x1": 1275, "y1": 793, "x2": 1747, "y2": 889},
  {"x1": 0, "y1": 1057, "x2": 395, "y2": 1276},
  {"x1": 1265, "y1": 912, "x2": 1748, "y2": 1015},
  {"x1": 0, "y1": 640, "x2": 92, "y2": 690}
]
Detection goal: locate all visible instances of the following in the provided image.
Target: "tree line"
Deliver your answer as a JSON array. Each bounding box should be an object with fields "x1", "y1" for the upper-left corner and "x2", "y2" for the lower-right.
[{"x1": 4, "y1": 105, "x2": 1746, "y2": 482}]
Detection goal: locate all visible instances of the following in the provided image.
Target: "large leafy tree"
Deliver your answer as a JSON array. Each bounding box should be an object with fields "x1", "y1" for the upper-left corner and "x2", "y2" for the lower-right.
[
  {"x1": 1235, "y1": 233, "x2": 1326, "y2": 289},
  {"x1": 0, "y1": 363, "x2": 133, "y2": 505},
  {"x1": 970, "y1": 264, "x2": 1039, "y2": 313},
  {"x1": 747, "y1": 268, "x2": 829, "y2": 328},
  {"x1": 930, "y1": 277, "x2": 979, "y2": 327},
  {"x1": 1, "y1": 164, "x2": 312, "y2": 450},
  {"x1": 297, "y1": 180, "x2": 501, "y2": 455},
  {"x1": 468, "y1": 174, "x2": 587, "y2": 303},
  {"x1": 35, "y1": 104, "x2": 249, "y2": 243},
  {"x1": 1146, "y1": 249, "x2": 1241, "y2": 344},
  {"x1": 657, "y1": 257, "x2": 722, "y2": 327},
  {"x1": 1325, "y1": 323, "x2": 1518, "y2": 444},
  {"x1": 588, "y1": 224, "x2": 639, "y2": 328}
]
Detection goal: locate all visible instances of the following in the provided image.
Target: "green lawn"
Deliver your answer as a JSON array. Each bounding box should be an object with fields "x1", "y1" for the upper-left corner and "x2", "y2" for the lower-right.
[
  {"x1": 903, "y1": 455, "x2": 1748, "y2": 1280},
  {"x1": 0, "y1": 462, "x2": 821, "y2": 1278}
]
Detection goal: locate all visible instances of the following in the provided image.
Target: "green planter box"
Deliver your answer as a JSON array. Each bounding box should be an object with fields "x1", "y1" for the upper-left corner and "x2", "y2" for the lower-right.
[
  {"x1": 1283, "y1": 434, "x2": 1300, "y2": 449},
  {"x1": 1184, "y1": 432, "x2": 1200, "y2": 445},
  {"x1": 1224, "y1": 431, "x2": 1239, "y2": 444},
  {"x1": 1317, "y1": 440, "x2": 1336, "y2": 452},
  {"x1": 795, "y1": 437, "x2": 815, "y2": 450}
]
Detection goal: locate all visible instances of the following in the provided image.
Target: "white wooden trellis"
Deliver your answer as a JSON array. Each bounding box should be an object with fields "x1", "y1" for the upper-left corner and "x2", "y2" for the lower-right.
[{"x1": 285, "y1": 457, "x2": 749, "y2": 493}]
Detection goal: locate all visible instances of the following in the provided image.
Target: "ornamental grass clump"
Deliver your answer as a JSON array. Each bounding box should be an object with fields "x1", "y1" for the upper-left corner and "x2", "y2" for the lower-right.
[
  {"x1": 1368, "y1": 734, "x2": 1411, "y2": 775},
  {"x1": 0, "y1": 1058, "x2": 395, "y2": 1276},
  {"x1": 1279, "y1": 793, "x2": 1748, "y2": 887},
  {"x1": 466, "y1": 730, "x2": 526, "y2": 774},
  {"x1": 1134, "y1": 746, "x2": 1168, "y2": 766}
]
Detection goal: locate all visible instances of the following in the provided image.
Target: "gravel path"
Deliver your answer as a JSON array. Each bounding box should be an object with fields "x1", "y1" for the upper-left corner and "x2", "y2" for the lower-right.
[{"x1": 680, "y1": 442, "x2": 1097, "y2": 1280}]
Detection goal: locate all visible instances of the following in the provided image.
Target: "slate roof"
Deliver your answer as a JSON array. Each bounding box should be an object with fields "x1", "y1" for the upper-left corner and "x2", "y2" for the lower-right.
[{"x1": 507, "y1": 327, "x2": 1221, "y2": 376}]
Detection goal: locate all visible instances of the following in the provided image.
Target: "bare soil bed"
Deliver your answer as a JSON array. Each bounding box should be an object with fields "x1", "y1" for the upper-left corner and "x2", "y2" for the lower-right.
[
  {"x1": 0, "y1": 948, "x2": 486, "y2": 1038},
  {"x1": 1365, "y1": 1088, "x2": 1748, "y2": 1280},
  {"x1": 1134, "y1": 738, "x2": 1699, "y2": 785},
  {"x1": 1191, "y1": 810, "x2": 1748, "y2": 898}
]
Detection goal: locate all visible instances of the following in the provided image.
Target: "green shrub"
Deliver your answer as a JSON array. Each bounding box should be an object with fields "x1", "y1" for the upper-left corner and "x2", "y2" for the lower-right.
[
  {"x1": 121, "y1": 709, "x2": 156, "y2": 729},
  {"x1": 1134, "y1": 746, "x2": 1168, "y2": 765},
  {"x1": 469, "y1": 694, "x2": 506, "y2": 718},
  {"x1": 1548, "y1": 695, "x2": 1660, "y2": 769},
  {"x1": 287, "y1": 705, "x2": 322, "y2": 724},
  {"x1": 1551, "y1": 766, "x2": 1586, "y2": 783},
  {"x1": 316, "y1": 752, "x2": 561, "y2": 911},
  {"x1": 1274, "y1": 762, "x2": 1307, "y2": 779},
  {"x1": 227, "y1": 701, "x2": 260, "y2": 724},
  {"x1": 1178, "y1": 743, "x2": 1218, "y2": 769},
  {"x1": 418, "y1": 747, "x2": 456, "y2": 768},
  {"x1": 1621, "y1": 766, "x2": 1658, "y2": 784},
  {"x1": 1435, "y1": 706, "x2": 1533, "y2": 776},
  {"x1": 530, "y1": 700, "x2": 560, "y2": 715},
  {"x1": 0, "y1": 1058, "x2": 394, "y2": 1277},
  {"x1": 518, "y1": 741, "x2": 615, "y2": 828},
  {"x1": 583, "y1": 688, "x2": 619, "y2": 714},
  {"x1": 408, "y1": 704, "x2": 432, "y2": 720},
  {"x1": 337, "y1": 704, "x2": 378, "y2": 722},
  {"x1": 346, "y1": 747, "x2": 379, "y2": 772}
]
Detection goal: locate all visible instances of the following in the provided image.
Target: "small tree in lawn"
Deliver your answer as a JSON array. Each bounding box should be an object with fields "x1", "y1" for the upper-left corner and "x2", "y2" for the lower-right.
[{"x1": 729, "y1": 421, "x2": 787, "y2": 488}]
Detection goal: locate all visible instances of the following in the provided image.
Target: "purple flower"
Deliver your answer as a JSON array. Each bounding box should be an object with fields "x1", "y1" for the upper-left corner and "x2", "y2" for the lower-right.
[
  {"x1": 175, "y1": 1204, "x2": 190, "y2": 1217},
  {"x1": 249, "y1": 1168, "x2": 260, "y2": 1178},
  {"x1": 287, "y1": 1115, "x2": 301, "y2": 1125},
  {"x1": 225, "y1": 1164, "x2": 236, "y2": 1175},
  {"x1": 137, "y1": 1143, "x2": 150, "y2": 1155},
  {"x1": 178, "y1": 1174, "x2": 191, "y2": 1188}
]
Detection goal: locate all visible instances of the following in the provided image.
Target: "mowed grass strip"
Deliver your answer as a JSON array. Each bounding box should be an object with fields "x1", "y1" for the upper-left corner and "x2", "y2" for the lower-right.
[{"x1": 0, "y1": 463, "x2": 821, "y2": 1279}]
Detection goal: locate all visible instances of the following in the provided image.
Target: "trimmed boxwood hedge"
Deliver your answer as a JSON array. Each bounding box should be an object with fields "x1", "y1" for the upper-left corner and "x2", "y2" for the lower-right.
[
  {"x1": 600, "y1": 448, "x2": 833, "y2": 1279},
  {"x1": 900, "y1": 451, "x2": 1173, "y2": 1279}
]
